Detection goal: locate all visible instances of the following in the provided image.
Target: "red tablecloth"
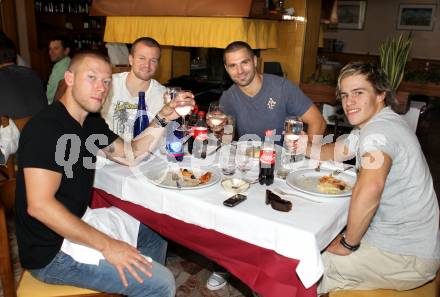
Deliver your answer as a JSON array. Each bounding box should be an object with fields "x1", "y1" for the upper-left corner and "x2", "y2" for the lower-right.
[{"x1": 91, "y1": 188, "x2": 317, "y2": 297}]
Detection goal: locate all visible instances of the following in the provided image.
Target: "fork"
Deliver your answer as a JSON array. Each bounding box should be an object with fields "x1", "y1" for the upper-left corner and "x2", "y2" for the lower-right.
[
  {"x1": 272, "y1": 187, "x2": 322, "y2": 203},
  {"x1": 315, "y1": 162, "x2": 321, "y2": 172},
  {"x1": 331, "y1": 165, "x2": 354, "y2": 176},
  {"x1": 172, "y1": 172, "x2": 181, "y2": 189}
]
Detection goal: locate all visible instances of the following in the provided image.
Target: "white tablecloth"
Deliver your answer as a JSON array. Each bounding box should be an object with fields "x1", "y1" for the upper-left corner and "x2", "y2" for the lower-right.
[{"x1": 93, "y1": 155, "x2": 350, "y2": 288}]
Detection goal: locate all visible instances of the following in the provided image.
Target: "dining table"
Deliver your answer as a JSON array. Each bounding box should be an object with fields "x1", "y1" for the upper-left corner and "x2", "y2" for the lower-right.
[{"x1": 91, "y1": 149, "x2": 353, "y2": 297}]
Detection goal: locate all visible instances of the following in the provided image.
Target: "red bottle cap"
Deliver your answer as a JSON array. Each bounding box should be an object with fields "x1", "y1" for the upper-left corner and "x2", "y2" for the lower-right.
[
  {"x1": 197, "y1": 111, "x2": 205, "y2": 117},
  {"x1": 265, "y1": 129, "x2": 274, "y2": 136}
]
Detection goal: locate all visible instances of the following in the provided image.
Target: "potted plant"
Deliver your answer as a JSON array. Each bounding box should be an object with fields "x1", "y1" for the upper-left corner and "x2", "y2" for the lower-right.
[{"x1": 379, "y1": 32, "x2": 414, "y2": 114}]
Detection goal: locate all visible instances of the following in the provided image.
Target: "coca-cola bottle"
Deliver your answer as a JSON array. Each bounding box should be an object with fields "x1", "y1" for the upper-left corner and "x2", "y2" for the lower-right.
[
  {"x1": 259, "y1": 130, "x2": 276, "y2": 186},
  {"x1": 133, "y1": 91, "x2": 148, "y2": 139},
  {"x1": 191, "y1": 111, "x2": 208, "y2": 159},
  {"x1": 186, "y1": 105, "x2": 198, "y2": 154}
]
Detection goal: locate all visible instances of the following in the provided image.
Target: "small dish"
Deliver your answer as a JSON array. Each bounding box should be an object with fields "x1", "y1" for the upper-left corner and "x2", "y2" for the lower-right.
[{"x1": 221, "y1": 178, "x2": 250, "y2": 194}]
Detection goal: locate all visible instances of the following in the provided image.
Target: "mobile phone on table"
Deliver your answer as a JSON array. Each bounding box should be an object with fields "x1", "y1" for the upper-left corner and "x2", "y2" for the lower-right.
[{"x1": 223, "y1": 194, "x2": 247, "y2": 207}]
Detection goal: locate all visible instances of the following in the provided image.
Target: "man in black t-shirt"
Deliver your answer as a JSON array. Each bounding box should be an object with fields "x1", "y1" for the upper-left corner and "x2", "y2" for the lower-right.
[{"x1": 15, "y1": 52, "x2": 194, "y2": 297}]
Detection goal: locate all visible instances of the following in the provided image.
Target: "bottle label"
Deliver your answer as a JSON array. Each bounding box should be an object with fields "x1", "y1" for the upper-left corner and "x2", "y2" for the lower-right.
[
  {"x1": 166, "y1": 142, "x2": 184, "y2": 157},
  {"x1": 193, "y1": 127, "x2": 208, "y2": 141},
  {"x1": 260, "y1": 149, "x2": 275, "y2": 164}
]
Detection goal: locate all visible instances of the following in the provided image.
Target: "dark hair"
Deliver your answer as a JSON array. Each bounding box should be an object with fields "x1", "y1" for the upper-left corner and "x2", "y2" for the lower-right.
[
  {"x1": 49, "y1": 35, "x2": 71, "y2": 50},
  {"x1": 337, "y1": 61, "x2": 395, "y2": 107},
  {"x1": 130, "y1": 37, "x2": 161, "y2": 55},
  {"x1": 223, "y1": 41, "x2": 254, "y2": 64},
  {"x1": 0, "y1": 31, "x2": 17, "y2": 64},
  {"x1": 68, "y1": 50, "x2": 110, "y2": 71}
]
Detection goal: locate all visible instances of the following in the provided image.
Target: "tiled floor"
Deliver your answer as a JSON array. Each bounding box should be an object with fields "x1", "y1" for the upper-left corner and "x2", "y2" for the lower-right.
[{"x1": 2, "y1": 100, "x2": 439, "y2": 297}]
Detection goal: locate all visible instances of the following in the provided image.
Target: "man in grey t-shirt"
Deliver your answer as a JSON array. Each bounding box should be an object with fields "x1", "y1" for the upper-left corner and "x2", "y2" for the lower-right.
[
  {"x1": 206, "y1": 41, "x2": 326, "y2": 291},
  {"x1": 212, "y1": 41, "x2": 326, "y2": 142},
  {"x1": 304, "y1": 62, "x2": 440, "y2": 293}
]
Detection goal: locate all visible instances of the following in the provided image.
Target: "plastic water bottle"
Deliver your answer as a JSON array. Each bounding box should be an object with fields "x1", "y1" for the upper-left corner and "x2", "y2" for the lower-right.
[
  {"x1": 166, "y1": 122, "x2": 184, "y2": 162},
  {"x1": 133, "y1": 91, "x2": 148, "y2": 139},
  {"x1": 191, "y1": 111, "x2": 208, "y2": 159}
]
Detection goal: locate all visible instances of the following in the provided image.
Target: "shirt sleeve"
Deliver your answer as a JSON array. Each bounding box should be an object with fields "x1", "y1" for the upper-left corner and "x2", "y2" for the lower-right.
[
  {"x1": 284, "y1": 80, "x2": 313, "y2": 117},
  {"x1": 359, "y1": 122, "x2": 396, "y2": 159},
  {"x1": 219, "y1": 89, "x2": 236, "y2": 119},
  {"x1": 86, "y1": 114, "x2": 119, "y2": 150},
  {"x1": 18, "y1": 118, "x2": 65, "y2": 174}
]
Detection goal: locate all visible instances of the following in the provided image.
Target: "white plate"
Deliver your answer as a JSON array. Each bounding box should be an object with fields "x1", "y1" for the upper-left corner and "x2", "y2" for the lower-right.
[
  {"x1": 286, "y1": 168, "x2": 356, "y2": 197},
  {"x1": 144, "y1": 165, "x2": 221, "y2": 190}
]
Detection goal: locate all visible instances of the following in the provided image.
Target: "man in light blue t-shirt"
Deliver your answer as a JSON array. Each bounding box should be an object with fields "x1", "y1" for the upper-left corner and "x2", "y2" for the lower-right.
[
  {"x1": 46, "y1": 36, "x2": 71, "y2": 104},
  {"x1": 305, "y1": 62, "x2": 440, "y2": 293}
]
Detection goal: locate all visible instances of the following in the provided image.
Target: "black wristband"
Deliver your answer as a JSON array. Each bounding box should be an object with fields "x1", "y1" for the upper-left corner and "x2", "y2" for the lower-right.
[
  {"x1": 340, "y1": 235, "x2": 360, "y2": 252},
  {"x1": 154, "y1": 114, "x2": 168, "y2": 127}
]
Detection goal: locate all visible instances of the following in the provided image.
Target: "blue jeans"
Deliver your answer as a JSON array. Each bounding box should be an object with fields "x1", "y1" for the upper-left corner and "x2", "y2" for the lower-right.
[{"x1": 29, "y1": 224, "x2": 175, "y2": 297}]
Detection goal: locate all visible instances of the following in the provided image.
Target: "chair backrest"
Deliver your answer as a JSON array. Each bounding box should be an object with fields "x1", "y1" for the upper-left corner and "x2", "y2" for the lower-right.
[
  {"x1": 263, "y1": 62, "x2": 284, "y2": 77},
  {"x1": 0, "y1": 116, "x2": 31, "y2": 214}
]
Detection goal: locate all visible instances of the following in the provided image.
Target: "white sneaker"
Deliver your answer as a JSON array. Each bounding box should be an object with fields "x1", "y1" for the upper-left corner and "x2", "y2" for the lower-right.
[{"x1": 206, "y1": 272, "x2": 228, "y2": 290}]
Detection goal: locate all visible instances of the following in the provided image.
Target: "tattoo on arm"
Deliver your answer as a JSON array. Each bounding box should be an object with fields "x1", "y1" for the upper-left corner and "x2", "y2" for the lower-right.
[{"x1": 107, "y1": 142, "x2": 115, "y2": 154}]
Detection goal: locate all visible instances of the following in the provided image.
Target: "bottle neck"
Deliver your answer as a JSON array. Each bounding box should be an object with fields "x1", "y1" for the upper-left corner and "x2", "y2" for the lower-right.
[{"x1": 138, "y1": 96, "x2": 146, "y2": 110}]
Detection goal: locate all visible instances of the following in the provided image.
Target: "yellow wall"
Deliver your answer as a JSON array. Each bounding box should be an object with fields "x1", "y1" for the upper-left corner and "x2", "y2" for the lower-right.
[
  {"x1": 155, "y1": 47, "x2": 190, "y2": 84},
  {"x1": 161, "y1": 0, "x2": 310, "y2": 86},
  {"x1": 260, "y1": 0, "x2": 307, "y2": 85}
]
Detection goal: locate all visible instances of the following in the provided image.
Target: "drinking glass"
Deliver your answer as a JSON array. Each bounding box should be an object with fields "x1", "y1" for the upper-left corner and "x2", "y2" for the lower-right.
[
  {"x1": 173, "y1": 90, "x2": 193, "y2": 131},
  {"x1": 236, "y1": 142, "x2": 253, "y2": 176},
  {"x1": 164, "y1": 86, "x2": 181, "y2": 104},
  {"x1": 284, "y1": 116, "x2": 303, "y2": 154},
  {"x1": 219, "y1": 144, "x2": 236, "y2": 176},
  {"x1": 277, "y1": 116, "x2": 303, "y2": 179},
  {"x1": 206, "y1": 101, "x2": 227, "y2": 138}
]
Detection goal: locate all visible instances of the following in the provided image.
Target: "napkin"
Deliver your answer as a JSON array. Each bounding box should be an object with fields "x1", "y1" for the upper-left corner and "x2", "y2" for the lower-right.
[
  {"x1": 0, "y1": 120, "x2": 19, "y2": 165},
  {"x1": 61, "y1": 207, "x2": 140, "y2": 265}
]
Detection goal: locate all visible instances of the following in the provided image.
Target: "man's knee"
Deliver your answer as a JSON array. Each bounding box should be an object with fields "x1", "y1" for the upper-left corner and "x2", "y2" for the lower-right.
[{"x1": 148, "y1": 264, "x2": 175, "y2": 297}]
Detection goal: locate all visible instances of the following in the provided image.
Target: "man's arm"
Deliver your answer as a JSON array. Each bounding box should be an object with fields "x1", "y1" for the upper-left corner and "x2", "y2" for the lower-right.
[
  {"x1": 24, "y1": 167, "x2": 152, "y2": 286},
  {"x1": 325, "y1": 151, "x2": 391, "y2": 255},
  {"x1": 299, "y1": 104, "x2": 326, "y2": 143},
  {"x1": 305, "y1": 137, "x2": 356, "y2": 162},
  {"x1": 102, "y1": 91, "x2": 194, "y2": 165}
]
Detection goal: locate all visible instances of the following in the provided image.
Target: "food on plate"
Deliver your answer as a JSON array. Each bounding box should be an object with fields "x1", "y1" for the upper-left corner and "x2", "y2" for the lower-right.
[
  {"x1": 198, "y1": 171, "x2": 212, "y2": 184},
  {"x1": 176, "y1": 168, "x2": 212, "y2": 186},
  {"x1": 317, "y1": 175, "x2": 349, "y2": 194}
]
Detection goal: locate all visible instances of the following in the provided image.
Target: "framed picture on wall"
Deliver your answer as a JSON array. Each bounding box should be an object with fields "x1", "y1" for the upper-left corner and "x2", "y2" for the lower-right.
[
  {"x1": 337, "y1": 1, "x2": 367, "y2": 30},
  {"x1": 397, "y1": 4, "x2": 436, "y2": 31}
]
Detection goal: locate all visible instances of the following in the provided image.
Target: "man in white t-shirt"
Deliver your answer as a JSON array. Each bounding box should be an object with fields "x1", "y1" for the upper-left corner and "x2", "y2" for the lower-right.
[
  {"x1": 300, "y1": 62, "x2": 440, "y2": 293},
  {"x1": 101, "y1": 37, "x2": 166, "y2": 141}
]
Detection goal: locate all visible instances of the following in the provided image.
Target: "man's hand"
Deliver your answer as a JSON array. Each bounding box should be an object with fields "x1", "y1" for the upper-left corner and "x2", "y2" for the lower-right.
[
  {"x1": 160, "y1": 90, "x2": 195, "y2": 121},
  {"x1": 101, "y1": 238, "x2": 153, "y2": 287},
  {"x1": 325, "y1": 234, "x2": 352, "y2": 256}
]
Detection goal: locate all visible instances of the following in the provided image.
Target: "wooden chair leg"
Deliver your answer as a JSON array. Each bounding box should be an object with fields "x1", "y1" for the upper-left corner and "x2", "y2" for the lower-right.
[{"x1": 0, "y1": 201, "x2": 16, "y2": 297}]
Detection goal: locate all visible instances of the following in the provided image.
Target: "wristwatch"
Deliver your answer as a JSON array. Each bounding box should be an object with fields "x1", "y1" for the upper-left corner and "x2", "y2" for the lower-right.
[
  {"x1": 153, "y1": 114, "x2": 169, "y2": 127},
  {"x1": 340, "y1": 234, "x2": 360, "y2": 252}
]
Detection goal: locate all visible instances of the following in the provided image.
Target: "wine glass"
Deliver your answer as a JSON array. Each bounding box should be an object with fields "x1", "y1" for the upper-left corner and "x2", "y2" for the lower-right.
[
  {"x1": 206, "y1": 101, "x2": 227, "y2": 139},
  {"x1": 164, "y1": 86, "x2": 181, "y2": 104},
  {"x1": 173, "y1": 90, "x2": 193, "y2": 131}
]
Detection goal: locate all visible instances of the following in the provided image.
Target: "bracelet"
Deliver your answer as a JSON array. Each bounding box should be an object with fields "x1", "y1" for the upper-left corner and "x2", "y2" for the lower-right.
[
  {"x1": 154, "y1": 114, "x2": 168, "y2": 127},
  {"x1": 340, "y1": 235, "x2": 360, "y2": 252}
]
